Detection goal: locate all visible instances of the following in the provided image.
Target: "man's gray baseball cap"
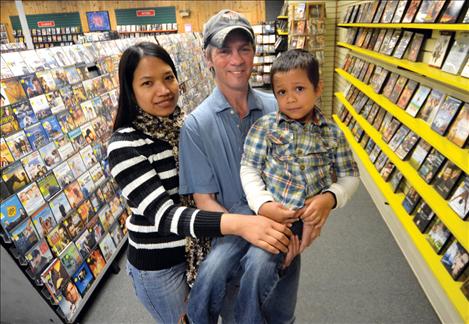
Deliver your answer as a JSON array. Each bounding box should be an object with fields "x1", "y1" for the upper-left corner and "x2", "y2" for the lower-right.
[{"x1": 203, "y1": 9, "x2": 255, "y2": 49}]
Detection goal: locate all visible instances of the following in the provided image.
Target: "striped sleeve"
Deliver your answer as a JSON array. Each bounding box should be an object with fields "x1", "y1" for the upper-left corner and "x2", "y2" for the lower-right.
[{"x1": 107, "y1": 128, "x2": 222, "y2": 238}]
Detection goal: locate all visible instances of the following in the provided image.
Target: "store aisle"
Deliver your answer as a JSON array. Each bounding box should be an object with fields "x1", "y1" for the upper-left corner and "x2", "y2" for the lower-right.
[{"x1": 81, "y1": 183, "x2": 439, "y2": 324}]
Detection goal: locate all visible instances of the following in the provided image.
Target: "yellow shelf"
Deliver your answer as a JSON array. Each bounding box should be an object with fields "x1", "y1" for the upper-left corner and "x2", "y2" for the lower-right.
[
  {"x1": 337, "y1": 23, "x2": 469, "y2": 31},
  {"x1": 336, "y1": 92, "x2": 469, "y2": 251},
  {"x1": 334, "y1": 114, "x2": 469, "y2": 322},
  {"x1": 277, "y1": 15, "x2": 288, "y2": 19},
  {"x1": 277, "y1": 30, "x2": 288, "y2": 35},
  {"x1": 335, "y1": 68, "x2": 469, "y2": 174},
  {"x1": 337, "y1": 42, "x2": 469, "y2": 92}
]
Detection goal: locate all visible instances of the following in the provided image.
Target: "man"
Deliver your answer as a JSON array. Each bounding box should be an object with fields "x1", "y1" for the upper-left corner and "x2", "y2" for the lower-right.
[
  {"x1": 179, "y1": 10, "x2": 301, "y2": 323},
  {"x1": 63, "y1": 281, "x2": 81, "y2": 314},
  {"x1": 30, "y1": 249, "x2": 49, "y2": 274}
]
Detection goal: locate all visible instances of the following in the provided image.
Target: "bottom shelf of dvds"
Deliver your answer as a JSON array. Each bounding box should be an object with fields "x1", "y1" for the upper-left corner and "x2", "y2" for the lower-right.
[
  {"x1": 333, "y1": 114, "x2": 467, "y2": 323},
  {"x1": 69, "y1": 235, "x2": 127, "y2": 323}
]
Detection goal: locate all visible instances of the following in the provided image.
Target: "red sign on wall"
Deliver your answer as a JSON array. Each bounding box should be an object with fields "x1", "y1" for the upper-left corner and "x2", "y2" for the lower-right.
[
  {"x1": 136, "y1": 9, "x2": 155, "y2": 17},
  {"x1": 37, "y1": 21, "x2": 55, "y2": 27}
]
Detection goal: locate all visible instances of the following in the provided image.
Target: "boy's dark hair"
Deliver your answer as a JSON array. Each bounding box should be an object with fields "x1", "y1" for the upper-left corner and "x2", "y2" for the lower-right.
[
  {"x1": 113, "y1": 42, "x2": 178, "y2": 131},
  {"x1": 270, "y1": 49, "x2": 320, "y2": 91}
]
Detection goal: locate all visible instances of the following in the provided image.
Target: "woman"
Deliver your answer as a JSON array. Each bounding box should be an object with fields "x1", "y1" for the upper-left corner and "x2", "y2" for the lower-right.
[{"x1": 107, "y1": 42, "x2": 292, "y2": 323}]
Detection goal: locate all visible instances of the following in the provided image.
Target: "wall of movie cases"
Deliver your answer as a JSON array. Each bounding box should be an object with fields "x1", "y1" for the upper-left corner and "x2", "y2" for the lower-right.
[
  {"x1": 0, "y1": 33, "x2": 214, "y2": 322},
  {"x1": 335, "y1": 0, "x2": 469, "y2": 315},
  {"x1": 0, "y1": 39, "x2": 129, "y2": 322}
]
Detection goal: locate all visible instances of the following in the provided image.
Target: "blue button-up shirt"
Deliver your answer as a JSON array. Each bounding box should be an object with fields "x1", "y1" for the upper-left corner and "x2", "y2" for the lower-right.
[{"x1": 179, "y1": 86, "x2": 277, "y2": 214}]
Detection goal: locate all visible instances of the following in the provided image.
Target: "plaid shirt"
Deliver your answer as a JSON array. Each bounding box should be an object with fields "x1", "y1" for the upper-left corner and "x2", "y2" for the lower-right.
[{"x1": 241, "y1": 109, "x2": 359, "y2": 209}]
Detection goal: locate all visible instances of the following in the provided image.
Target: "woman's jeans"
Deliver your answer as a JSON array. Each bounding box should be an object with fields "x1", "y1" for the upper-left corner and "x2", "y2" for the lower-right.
[
  {"x1": 126, "y1": 260, "x2": 189, "y2": 323},
  {"x1": 187, "y1": 236, "x2": 300, "y2": 324}
]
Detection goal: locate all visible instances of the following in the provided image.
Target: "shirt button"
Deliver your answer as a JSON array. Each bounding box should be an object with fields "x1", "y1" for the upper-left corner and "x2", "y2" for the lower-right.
[
  {"x1": 230, "y1": 110, "x2": 234, "y2": 114},
  {"x1": 300, "y1": 164, "x2": 306, "y2": 171}
]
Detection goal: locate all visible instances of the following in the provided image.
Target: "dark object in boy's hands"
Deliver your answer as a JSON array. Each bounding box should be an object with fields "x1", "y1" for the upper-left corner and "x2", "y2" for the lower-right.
[{"x1": 291, "y1": 220, "x2": 303, "y2": 240}]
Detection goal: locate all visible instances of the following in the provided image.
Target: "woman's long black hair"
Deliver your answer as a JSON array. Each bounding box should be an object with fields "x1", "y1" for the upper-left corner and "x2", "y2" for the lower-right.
[{"x1": 113, "y1": 42, "x2": 178, "y2": 131}]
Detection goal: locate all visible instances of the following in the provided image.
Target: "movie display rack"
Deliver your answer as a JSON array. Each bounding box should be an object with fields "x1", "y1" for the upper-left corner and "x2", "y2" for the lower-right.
[
  {"x1": 334, "y1": 1, "x2": 469, "y2": 322},
  {"x1": 0, "y1": 32, "x2": 214, "y2": 323},
  {"x1": 13, "y1": 26, "x2": 82, "y2": 49},
  {"x1": 116, "y1": 23, "x2": 178, "y2": 39},
  {"x1": 77, "y1": 31, "x2": 120, "y2": 44},
  {"x1": 0, "y1": 42, "x2": 27, "y2": 54},
  {"x1": 0, "y1": 23, "x2": 9, "y2": 44},
  {"x1": 288, "y1": 1, "x2": 326, "y2": 67},
  {"x1": 275, "y1": 15, "x2": 289, "y2": 53},
  {"x1": 275, "y1": 1, "x2": 289, "y2": 53},
  {"x1": 0, "y1": 38, "x2": 130, "y2": 323},
  {"x1": 251, "y1": 22, "x2": 276, "y2": 87}
]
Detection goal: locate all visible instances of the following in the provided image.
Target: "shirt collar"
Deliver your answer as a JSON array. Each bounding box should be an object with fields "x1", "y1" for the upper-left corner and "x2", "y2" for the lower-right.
[
  {"x1": 276, "y1": 106, "x2": 327, "y2": 127},
  {"x1": 212, "y1": 86, "x2": 262, "y2": 113}
]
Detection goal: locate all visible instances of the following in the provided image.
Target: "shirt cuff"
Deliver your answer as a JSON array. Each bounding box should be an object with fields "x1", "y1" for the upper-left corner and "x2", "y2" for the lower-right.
[{"x1": 252, "y1": 192, "x2": 275, "y2": 214}]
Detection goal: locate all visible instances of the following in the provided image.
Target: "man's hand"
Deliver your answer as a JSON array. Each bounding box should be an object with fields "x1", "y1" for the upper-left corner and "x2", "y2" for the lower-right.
[
  {"x1": 258, "y1": 201, "x2": 297, "y2": 224},
  {"x1": 295, "y1": 193, "x2": 335, "y2": 229}
]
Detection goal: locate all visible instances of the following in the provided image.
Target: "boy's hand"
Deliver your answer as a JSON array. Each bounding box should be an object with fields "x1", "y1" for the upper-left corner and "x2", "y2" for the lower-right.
[
  {"x1": 299, "y1": 224, "x2": 321, "y2": 253},
  {"x1": 295, "y1": 193, "x2": 335, "y2": 229},
  {"x1": 281, "y1": 225, "x2": 321, "y2": 269},
  {"x1": 258, "y1": 201, "x2": 297, "y2": 224},
  {"x1": 282, "y1": 235, "x2": 300, "y2": 269}
]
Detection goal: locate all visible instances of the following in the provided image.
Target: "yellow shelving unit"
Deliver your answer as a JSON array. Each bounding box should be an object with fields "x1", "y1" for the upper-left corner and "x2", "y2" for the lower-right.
[
  {"x1": 336, "y1": 92, "x2": 469, "y2": 251},
  {"x1": 335, "y1": 2, "x2": 469, "y2": 321},
  {"x1": 337, "y1": 42, "x2": 469, "y2": 92},
  {"x1": 335, "y1": 68, "x2": 469, "y2": 174},
  {"x1": 277, "y1": 30, "x2": 288, "y2": 36},
  {"x1": 337, "y1": 23, "x2": 469, "y2": 31},
  {"x1": 333, "y1": 114, "x2": 469, "y2": 322},
  {"x1": 277, "y1": 15, "x2": 288, "y2": 19}
]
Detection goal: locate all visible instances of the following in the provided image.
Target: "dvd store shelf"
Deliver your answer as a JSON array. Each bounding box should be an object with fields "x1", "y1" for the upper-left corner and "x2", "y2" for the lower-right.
[
  {"x1": 118, "y1": 29, "x2": 177, "y2": 34},
  {"x1": 334, "y1": 1, "x2": 469, "y2": 321},
  {"x1": 337, "y1": 23, "x2": 469, "y2": 31},
  {"x1": 337, "y1": 42, "x2": 468, "y2": 92},
  {"x1": 335, "y1": 92, "x2": 469, "y2": 251},
  {"x1": 333, "y1": 113, "x2": 468, "y2": 322},
  {"x1": 335, "y1": 68, "x2": 468, "y2": 174},
  {"x1": 69, "y1": 234, "x2": 127, "y2": 323}
]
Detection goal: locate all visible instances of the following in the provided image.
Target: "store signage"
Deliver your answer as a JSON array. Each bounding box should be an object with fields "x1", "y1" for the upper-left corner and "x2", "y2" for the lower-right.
[
  {"x1": 136, "y1": 9, "x2": 155, "y2": 17},
  {"x1": 37, "y1": 21, "x2": 55, "y2": 27}
]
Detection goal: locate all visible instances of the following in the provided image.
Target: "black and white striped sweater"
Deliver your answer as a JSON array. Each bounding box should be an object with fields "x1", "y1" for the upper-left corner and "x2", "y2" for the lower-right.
[{"x1": 107, "y1": 127, "x2": 222, "y2": 271}]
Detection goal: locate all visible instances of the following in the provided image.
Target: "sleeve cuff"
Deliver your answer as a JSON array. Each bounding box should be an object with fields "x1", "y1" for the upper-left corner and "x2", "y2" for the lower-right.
[{"x1": 252, "y1": 192, "x2": 274, "y2": 214}]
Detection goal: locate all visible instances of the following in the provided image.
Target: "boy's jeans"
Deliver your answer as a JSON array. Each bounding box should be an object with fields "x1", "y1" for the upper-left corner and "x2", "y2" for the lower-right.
[{"x1": 188, "y1": 236, "x2": 300, "y2": 324}]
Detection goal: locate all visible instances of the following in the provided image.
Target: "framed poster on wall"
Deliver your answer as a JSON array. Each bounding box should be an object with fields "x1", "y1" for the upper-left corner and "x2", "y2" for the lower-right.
[{"x1": 86, "y1": 11, "x2": 111, "y2": 32}]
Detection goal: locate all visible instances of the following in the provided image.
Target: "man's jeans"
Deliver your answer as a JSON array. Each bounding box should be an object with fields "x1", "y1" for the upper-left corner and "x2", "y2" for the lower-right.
[{"x1": 188, "y1": 236, "x2": 300, "y2": 324}]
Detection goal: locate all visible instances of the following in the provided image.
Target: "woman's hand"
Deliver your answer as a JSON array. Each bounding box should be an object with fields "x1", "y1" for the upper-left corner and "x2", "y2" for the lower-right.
[
  {"x1": 295, "y1": 193, "x2": 335, "y2": 229},
  {"x1": 221, "y1": 214, "x2": 292, "y2": 254},
  {"x1": 258, "y1": 201, "x2": 297, "y2": 224}
]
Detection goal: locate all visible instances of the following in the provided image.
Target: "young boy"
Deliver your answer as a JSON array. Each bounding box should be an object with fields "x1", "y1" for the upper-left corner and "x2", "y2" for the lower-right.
[{"x1": 241, "y1": 49, "x2": 360, "y2": 253}]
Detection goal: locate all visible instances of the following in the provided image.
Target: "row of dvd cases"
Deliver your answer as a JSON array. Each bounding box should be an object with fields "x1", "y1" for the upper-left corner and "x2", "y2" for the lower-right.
[{"x1": 334, "y1": 1, "x2": 469, "y2": 323}]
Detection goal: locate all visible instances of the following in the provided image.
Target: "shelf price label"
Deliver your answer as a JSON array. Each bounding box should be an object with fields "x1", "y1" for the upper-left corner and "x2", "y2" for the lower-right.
[
  {"x1": 37, "y1": 21, "x2": 55, "y2": 27},
  {"x1": 136, "y1": 9, "x2": 155, "y2": 17}
]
